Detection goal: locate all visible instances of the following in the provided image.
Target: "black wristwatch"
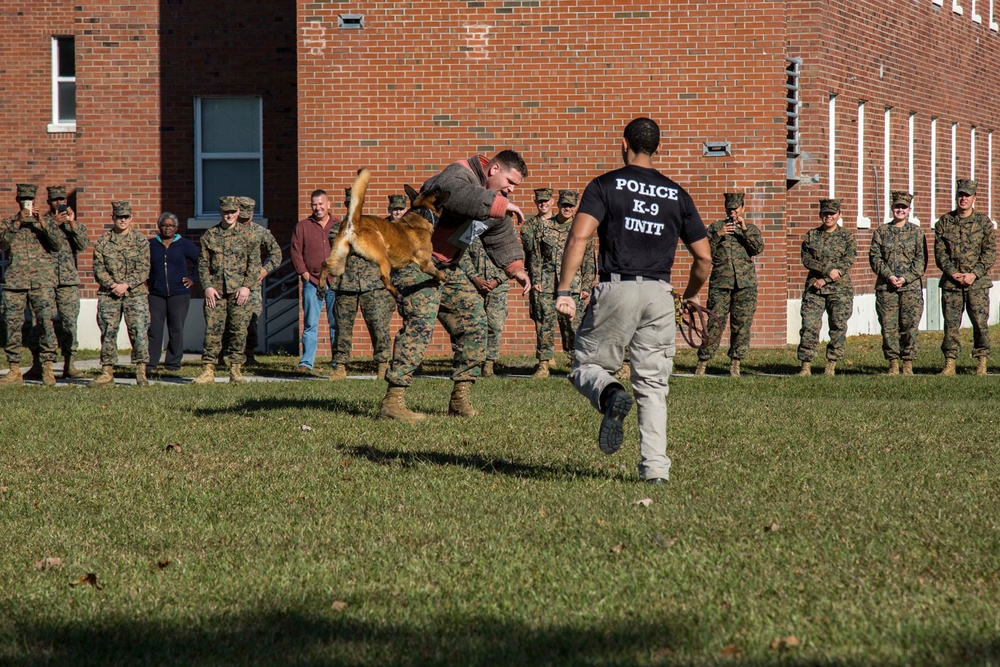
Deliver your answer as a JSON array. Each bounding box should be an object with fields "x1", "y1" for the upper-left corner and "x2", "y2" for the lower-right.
[{"x1": 554, "y1": 289, "x2": 572, "y2": 297}]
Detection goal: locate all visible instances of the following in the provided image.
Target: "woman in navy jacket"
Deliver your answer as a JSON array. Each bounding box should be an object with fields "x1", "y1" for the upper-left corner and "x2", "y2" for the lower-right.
[{"x1": 147, "y1": 212, "x2": 199, "y2": 371}]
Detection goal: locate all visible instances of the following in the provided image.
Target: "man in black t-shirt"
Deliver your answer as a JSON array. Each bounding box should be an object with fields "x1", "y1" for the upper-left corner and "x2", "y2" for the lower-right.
[{"x1": 555, "y1": 117, "x2": 712, "y2": 485}]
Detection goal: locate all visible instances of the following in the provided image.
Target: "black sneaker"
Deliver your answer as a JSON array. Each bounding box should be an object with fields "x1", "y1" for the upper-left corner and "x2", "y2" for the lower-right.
[{"x1": 598, "y1": 385, "x2": 633, "y2": 455}]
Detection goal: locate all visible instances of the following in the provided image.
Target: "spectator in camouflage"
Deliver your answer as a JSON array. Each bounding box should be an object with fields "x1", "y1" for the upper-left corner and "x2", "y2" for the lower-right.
[
  {"x1": 796, "y1": 198, "x2": 856, "y2": 376},
  {"x1": 869, "y1": 191, "x2": 927, "y2": 375},
  {"x1": 695, "y1": 192, "x2": 764, "y2": 378},
  {"x1": 459, "y1": 236, "x2": 510, "y2": 377},
  {"x1": 232, "y1": 196, "x2": 281, "y2": 365},
  {"x1": 89, "y1": 200, "x2": 151, "y2": 387},
  {"x1": 934, "y1": 179, "x2": 996, "y2": 375}
]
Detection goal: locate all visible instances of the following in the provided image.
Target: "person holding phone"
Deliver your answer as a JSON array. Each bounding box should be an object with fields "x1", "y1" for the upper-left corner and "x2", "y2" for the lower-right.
[{"x1": 42, "y1": 185, "x2": 89, "y2": 379}]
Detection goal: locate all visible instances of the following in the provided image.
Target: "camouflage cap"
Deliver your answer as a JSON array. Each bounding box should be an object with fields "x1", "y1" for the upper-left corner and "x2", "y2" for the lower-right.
[
  {"x1": 819, "y1": 198, "x2": 841, "y2": 215},
  {"x1": 16, "y1": 184, "x2": 37, "y2": 200},
  {"x1": 388, "y1": 194, "x2": 408, "y2": 210},
  {"x1": 724, "y1": 192, "x2": 745, "y2": 209},
  {"x1": 46, "y1": 185, "x2": 67, "y2": 201},
  {"x1": 237, "y1": 196, "x2": 255, "y2": 219},
  {"x1": 957, "y1": 179, "x2": 977, "y2": 196},
  {"x1": 218, "y1": 196, "x2": 239, "y2": 212},
  {"x1": 890, "y1": 191, "x2": 913, "y2": 207},
  {"x1": 533, "y1": 188, "x2": 553, "y2": 202},
  {"x1": 112, "y1": 200, "x2": 132, "y2": 217},
  {"x1": 557, "y1": 189, "x2": 579, "y2": 206}
]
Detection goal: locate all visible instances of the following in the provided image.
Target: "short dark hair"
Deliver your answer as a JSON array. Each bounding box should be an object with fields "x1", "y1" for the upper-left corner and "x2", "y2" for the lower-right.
[
  {"x1": 623, "y1": 117, "x2": 660, "y2": 156},
  {"x1": 310, "y1": 189, "x2": 327, "y2": 199},
  {"x1": 489, "y1": 150, "x2": 528, "y2": 179}
]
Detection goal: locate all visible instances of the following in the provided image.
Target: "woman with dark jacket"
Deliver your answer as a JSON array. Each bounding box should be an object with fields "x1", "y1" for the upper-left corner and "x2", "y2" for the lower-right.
[{"x1": 147, "y1": 212, "x2": 199, "y2": 371}]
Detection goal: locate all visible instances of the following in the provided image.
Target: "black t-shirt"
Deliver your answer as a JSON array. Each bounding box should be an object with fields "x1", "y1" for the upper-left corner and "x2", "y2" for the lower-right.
[{"x1": 577, "y1": 164, "x2": 706, "y2": 282}]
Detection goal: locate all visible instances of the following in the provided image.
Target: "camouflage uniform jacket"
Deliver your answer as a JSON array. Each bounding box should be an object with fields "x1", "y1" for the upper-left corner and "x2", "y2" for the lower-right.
[
  {"x1": 44, "y1": 213, "x2": 90, "y2": 286},
  {"x1": 245, "y1": 221, "x2": 282, "y2": 289},
  {"x1": 933, "y1": 209, "x2": 996, "y2": 290},
  {"x1": 198, "y1": 222, "x2": 259, "y2": 295},
  {"x1": 93, "y1": 229, "x2": 150, "y2": 296},
  {"x1": 706, "y1": 218, "x2": 764, "y2": 289},
  {"x1": 801, "y1": 226, "x2": 856, "y2": 295},
  {"x1": 327, "y1": 220, "x2": 384, "y2": 292},
  {"x1": 460, "y1": 237, "x2": 509, "y2": 291},
  {"x1": 869, "y1": 222, "x2": 927, "y2": 292},
  {"x1": 521, "y1": 216, "x2": 596, "y2": 294},
  {"x1": 0, "y1": 212, "x2": 62, "y2": 289}
]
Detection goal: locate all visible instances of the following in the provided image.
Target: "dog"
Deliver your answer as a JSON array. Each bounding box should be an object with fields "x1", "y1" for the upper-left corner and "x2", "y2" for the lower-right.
[{"x1": 317, "y1": 168, "x2": 450, "y2": 298}]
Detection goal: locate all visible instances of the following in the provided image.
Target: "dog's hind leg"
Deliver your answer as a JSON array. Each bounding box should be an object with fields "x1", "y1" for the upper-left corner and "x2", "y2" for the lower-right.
[
  {"x1": 415, "y1": 249, "x2": 448, "y2": 284},
  {"x1": 324, "y1": 234, "x2": 352, "y2": 278}
]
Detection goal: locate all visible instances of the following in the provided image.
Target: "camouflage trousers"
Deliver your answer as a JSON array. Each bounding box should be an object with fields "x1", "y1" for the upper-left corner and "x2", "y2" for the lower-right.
[
  {"x1": 941, "y1": 287, "x2": 991, "y2": 359},
  {"x1": 482, "y1": 287, "x2": 509, "y2": 361},
  {"x1": 2, "y1": 288, "x2": 57, "y2": 364},
  {"x1": 25, "y1": 284, "x2": 81, "y2": 360},
  {"x1": 698, "y1": 285, "x2": 758, "y2": 362},
  {"x1": 244, "y1": 287, "x2": 264, "y2": 356},
  {"x1": 97, "y1": 291, "x2": 150, "y2": 365},
  {"x1": 332, "y1": 288, "x2": 395, "y2": 364},
  {"x1": 797, "y1": 289, "x2": 854, "y2": 362},
  {"x1": 875, "y1": 288, "x2": 924, "y2": 361},
  {"x1": 203, "y1": 292, "x2": 251, "y2": 366},
  {"x1": 385, "y1": 264, "x2": 485, "y2": 387},
  {"x1": 529, "y1": 290, "x2": 584, "y2": 361}
]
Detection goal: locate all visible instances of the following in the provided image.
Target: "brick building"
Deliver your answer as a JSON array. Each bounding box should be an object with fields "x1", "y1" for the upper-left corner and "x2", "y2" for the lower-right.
[{"x1": 3, "y1": 0, "x2": 1000, "y2": 358}]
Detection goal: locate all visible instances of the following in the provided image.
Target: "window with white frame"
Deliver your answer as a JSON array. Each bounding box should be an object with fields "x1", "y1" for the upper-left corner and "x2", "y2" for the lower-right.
[
  {"x1": 49, "y1": 36, "x2": 75, "y2": 132},
  {"x1": 194, "y1": 97, "x2": 262, "y2": 219}
]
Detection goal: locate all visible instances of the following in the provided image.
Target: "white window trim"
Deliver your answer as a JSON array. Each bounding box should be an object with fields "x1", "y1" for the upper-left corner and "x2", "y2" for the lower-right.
[
  {"x1": 857, "y1": 101, "x2": 871, "y2": 228},
  {"x1": 951, "y1": 122, "x2": 958, "y2": 205},
  {"x1": 972, "y1": 0, "x2": 983, "y2": 22},
  {"x1": 954, "y1": 0, "x2": 965, "y2": 15},
  {"x1": 990, "y1": 0, "x2": 999, "y2": 31},
  {"x1": 192, "y1": 96, "x2": 264, "y2": 223},
  {"x1": 48, "y1": 36, "x2": 76, "y2": 134},
  {"x1": 971, "y1": 126, "x2": 977, "y2": 179},
  {"x1": 909, "y1": 112, "x2": 919, "y2": 224},
  {"x1": 931, "y1": 117, "x2": 938, "y2": 226},
  {"x1": 989, "y1": 131, "x2": 995, "y2": 222},
  {"x1": 884, "y1": 107, "x2": 891, "y2": 222},
  {"x1": 828, "y1": 94, "x2": 837, "y2": 198}
]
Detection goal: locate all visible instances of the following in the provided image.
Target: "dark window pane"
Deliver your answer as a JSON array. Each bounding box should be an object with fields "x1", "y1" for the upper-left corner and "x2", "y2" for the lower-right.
[
  {"x1": 201, "y1": 159, "x2": 261, "y2": 216},
  {"x1": 57, "y1": 37, "x2": 75, "y2": 77},
  {"x1": 58, "y1": 81, "x2": 76, "y2": 122},
  {"x1": 200, "y1": 98, "x2": 260, "y2": 153}
]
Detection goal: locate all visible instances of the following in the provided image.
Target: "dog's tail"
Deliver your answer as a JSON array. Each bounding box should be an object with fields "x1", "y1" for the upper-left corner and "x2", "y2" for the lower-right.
[{"x1": 342, "y1": 168, "x2": 371, "y2": 237}]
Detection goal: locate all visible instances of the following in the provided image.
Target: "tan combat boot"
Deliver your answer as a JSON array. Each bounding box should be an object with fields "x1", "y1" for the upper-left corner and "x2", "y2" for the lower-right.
[
  {"x1": 940, "y1": 358, "x2": 956, "y2": 376},
  {"x1": 824, "y1": 361, "x2": 837, "y2": 376},
  {"x1": 41, "y1": 361, "x2": 56, "y2": 387},
  {"x1": 797, "y1": 361, "x2": 811, "y2": 377},
  {"x1": 887, "y1": 359, "x2": 900, "y2": 376},
  {"x1": 531, "y1": 362, "x2": 549, "y2": 379},
  {"x1": 729, "y1": 359, "x2": 741, "y2": 378},
  {"x1": 62, "y1": 356, "x2": 83, "y2": 379},
  {"x1": 0, "y1": 363, "x2": 23, "y2": 386},
  {"x1": 694, "y1": 361, "x2": 707, "y2": 377},
  {"x1": 976, "y1": 356, "x2": 988, "y2": 376},
  {"x1": 448, "y1": 380, "x2": 479, "y2": 417},
  {"x1": 89, "y1": 365, "x2": 115, "y2": 387},
  {"x1": 329, "y1": 364, "x2": 347, "y2": 381},
  {"x1": 229, "y1": 363, "x2": 246, "y2": 384},
  {"x1": 135, "y1": 365, "x2": 149, "y2": 387},
  {"x1": 901, "y1": 360, "x2": 914, "y2": 375},
  {"x1": 192, "y1": 363, "x2": 216, "y2": 384},
  {"x1": 482, "y1": 360, "x2": 494, "y2": 378},
  {"x1": 379, "y1": 385, "x2": 426, "y2": 422},
  {"x1": 547, "y1": 358, "x2": 558, "y2": 369},
  {"x1": 376, "y1": 362, "x2": 389, "y2": 380}
]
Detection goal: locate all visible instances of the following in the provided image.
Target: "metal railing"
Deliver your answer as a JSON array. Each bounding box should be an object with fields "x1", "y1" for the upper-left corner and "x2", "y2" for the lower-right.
[{"x1": 261, "y1": 242, "x2": 299, "y2": 353}]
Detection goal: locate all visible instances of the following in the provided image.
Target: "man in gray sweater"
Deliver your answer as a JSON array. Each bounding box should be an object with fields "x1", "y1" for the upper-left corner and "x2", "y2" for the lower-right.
[{"x1": 381, "y1": 150, "x2": 532, "y2": 421}]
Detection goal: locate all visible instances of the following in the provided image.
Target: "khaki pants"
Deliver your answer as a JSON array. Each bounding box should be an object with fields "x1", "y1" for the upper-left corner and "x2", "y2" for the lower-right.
[{"x1": 569, "y1": 276, "x2": 675, "y2": 481}]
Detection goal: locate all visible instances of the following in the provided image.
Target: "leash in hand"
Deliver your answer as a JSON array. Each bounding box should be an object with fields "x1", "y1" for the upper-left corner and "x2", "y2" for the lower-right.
[{"x1": 673, "y1": 293, "x2": 722, "y2": 349}]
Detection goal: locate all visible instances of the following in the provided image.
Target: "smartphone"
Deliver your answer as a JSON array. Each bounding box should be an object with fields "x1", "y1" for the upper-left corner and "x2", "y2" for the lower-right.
[
  {"x1": 57, "y1": 203, "x2": 68, "y2": 214},
  {"x1": 21, "y1": 200, "x2": 32, "y2": 215}
]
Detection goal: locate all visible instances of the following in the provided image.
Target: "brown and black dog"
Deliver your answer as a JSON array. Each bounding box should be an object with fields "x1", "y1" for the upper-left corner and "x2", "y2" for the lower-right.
[{"x1": 318, "y1": 168, "x2": 449, "y2": 297}]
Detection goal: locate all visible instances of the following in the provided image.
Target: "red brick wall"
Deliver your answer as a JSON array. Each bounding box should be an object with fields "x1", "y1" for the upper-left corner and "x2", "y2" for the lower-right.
[{"x1": 297, "y1": 1, "x2": 790, "y2": 356}]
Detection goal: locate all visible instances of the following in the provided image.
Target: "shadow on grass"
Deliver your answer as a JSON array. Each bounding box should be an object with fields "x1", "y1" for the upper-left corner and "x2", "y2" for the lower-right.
[
  {"x1": 5, "y1": 605, "x2": 994, "y2": 666},
  {"x1": 343, "y1": 443, "x2": 613, "y2": 482},
  {"x1": 191, "y1": 397, "x2": 374, "y2": 418}
]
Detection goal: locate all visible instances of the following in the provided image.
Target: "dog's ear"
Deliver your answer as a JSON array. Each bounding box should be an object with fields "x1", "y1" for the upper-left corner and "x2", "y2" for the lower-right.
[
  {"x1": 434, "y1": 191, "x2": 451, "y2": 207},
  {"x1": 404, "y1": 184, "x2": 418, "y2": 203}
]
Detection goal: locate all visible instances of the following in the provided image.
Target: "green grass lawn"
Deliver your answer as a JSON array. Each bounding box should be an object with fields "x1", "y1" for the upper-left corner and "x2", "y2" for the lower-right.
[{"x1": 1, "y1": 329, "x2": 999, "y2": 665}]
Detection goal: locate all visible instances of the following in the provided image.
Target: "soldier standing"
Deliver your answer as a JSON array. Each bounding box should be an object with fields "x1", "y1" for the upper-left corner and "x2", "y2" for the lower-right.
[
  {"x1": 44, "y1": 185, "x2": 89, "y2": 379},
  {"x1": 459, "y1": 236, "x2": 510, "y2": 377},
  {"x1": 934, "y1": 179, "x2": 996, "y2": 375},
  {"x1": 193, "y1": 196, "x2": 259, "y2": 384},
  {"x1": 235, "y1": 196, "x2": 281, "y2": 365},
  {"x1": 0, "y1": 184, "x2": 61, "y2": 386},
  {"x1": 694, "y1": 192, "x2": 764, "y2": 377},
  {"x1": 796, "y1": 198, "x2": 856, "y2": 376},
  {"x1": 90, "y1": 200, "x2": 151, "y2": 387},
  {"x1": 522, "y1": 189, "x2": 595, "y2": 378},
  {"x1": 329, "y1": 189, "x2": 395, "y2": 381},
  {"x1": 869, "y1": 191, "x2": 927, "y2": 375}
]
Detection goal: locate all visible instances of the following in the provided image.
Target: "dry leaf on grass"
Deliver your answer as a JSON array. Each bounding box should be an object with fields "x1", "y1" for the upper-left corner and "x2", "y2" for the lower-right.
[
  {"x1": 653, "y1": 535, "x2": 677, "y2": 548},
  {"x1": 165, "y1": 443, "x2": 182, "y2": 453},
  {"x1": 770, "y1": 635, "x2": 800, "y2": 650},
  {"x1": 634, "y1": 497, "x2": 653, "y2": 507},
  {"x1": 157, "y1": 560, "x2": 171, "y2": 570},
  {"x1": 1, "y1": 486, "x2": 8, "y2": 494},
  {"x1": 610, "y1": 543, "x2": 625, "y2": 554},
  {"x1": 331, "y1": 600, "x2": 348, "y2": 611},
  {"x1": 720, "y1": 644, "x2": 741, "y2": 657},
  {"x1": 538, "y1": 508, "x2": 547, "y2": 517},
  {"x1": 34, "y1": 557, "x2": 63, "y2": 570},
  {"x1": 765, "y1": 522, "x2": 780, "y2": 533},
  {"x1": 299, "y1": 424, "x2": 314, "y2": 432},
  {"x1": 69, "y1": 573, "x2": 103, "y2": 589}
]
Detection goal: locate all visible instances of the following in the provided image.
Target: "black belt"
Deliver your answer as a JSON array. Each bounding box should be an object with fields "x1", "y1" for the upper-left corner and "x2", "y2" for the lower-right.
[{"x1": 599, "y1": 272, "x2": 640, "y2": 282}]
